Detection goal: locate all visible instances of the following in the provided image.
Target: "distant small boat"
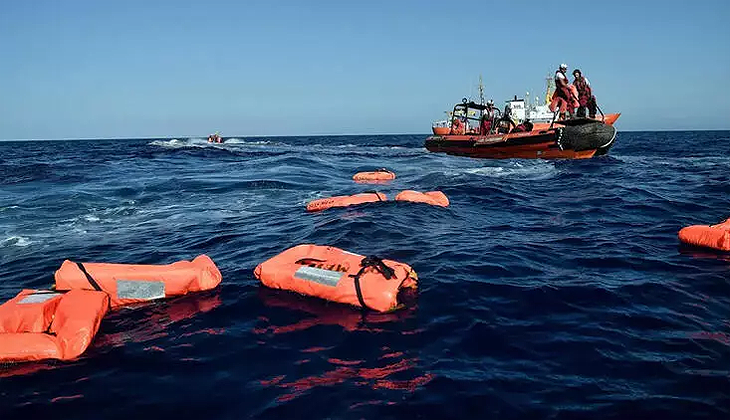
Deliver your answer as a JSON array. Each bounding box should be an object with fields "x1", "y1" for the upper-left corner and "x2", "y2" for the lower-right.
[{"x1": 207, "y1": 133, "x2": 224, "y2": 143}]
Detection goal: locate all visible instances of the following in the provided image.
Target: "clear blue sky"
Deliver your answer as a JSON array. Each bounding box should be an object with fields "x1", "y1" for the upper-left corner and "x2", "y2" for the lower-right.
[{"x1": 1, "y1": 0, "x2": 728, "y2": 139}]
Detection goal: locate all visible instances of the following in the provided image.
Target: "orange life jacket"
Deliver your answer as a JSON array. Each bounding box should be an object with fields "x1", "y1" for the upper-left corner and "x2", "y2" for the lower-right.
[
  {"x1": 53, "y1": 255, "x2": 222, "y2": 307},
  {"x1": 0, "y1": 289, "x2": 109, "y2": 362},
  {"x1": 254, "y1": 244, "x2": 418, "y2": 312},
  {"x1": 678, "y1": 218, "x2": 730, "y2": 251},
  {"x1": 306, "y1": 192, "x2": 387, "y2": 212},
  {"x1": 395, "y1": 190, "x2": 449, "y2": 207},
  {"x1": 352, "y1": 169, "x2": 396, "y2": 183}
]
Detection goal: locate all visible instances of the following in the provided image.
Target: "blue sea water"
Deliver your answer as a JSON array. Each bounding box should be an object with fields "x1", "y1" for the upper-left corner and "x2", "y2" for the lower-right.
[{"x1": 0, "y1": 132, "x2": 728, "y2": 419}]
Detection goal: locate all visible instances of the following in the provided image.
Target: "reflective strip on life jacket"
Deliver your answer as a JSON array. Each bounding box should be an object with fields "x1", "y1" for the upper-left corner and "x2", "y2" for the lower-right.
[
  {"x1": 116, "y1": 279, "x2": 166, "y2": 300},
  {"x1": 294, "y1": 266, "x2": 343, "y2": 287},
  {"x1": 18, "y1": 292, "x2": 63, "y2": 305}
]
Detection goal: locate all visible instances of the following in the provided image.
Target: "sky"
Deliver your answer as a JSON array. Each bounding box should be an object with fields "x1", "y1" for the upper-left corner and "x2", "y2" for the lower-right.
[{"x1": 0, "y1": 0, "x2": 728, "y2": 139}]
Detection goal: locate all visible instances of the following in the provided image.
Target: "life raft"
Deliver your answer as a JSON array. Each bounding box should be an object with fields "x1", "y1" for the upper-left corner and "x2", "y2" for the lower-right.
[
  {"x1": 678, "y1": 217, "x2": 730, "y2": 251},
  {"x1": 253, "y1": 244, "x2": 418, "y2": 312},
  {"x1": 306, "y1": 192, "x2": 387, "y2": 212},
  {"x1": 0, "y1": 289, "x2": 109, "y2": 362},
  {"x1": 54, "y1": 255, "x2": 222, "y2": 307},
  {"x1": 395, "y1": 190, "x2": 449, "y2": 207},
  {"x1": 352, "y1": 169, "x2": 396, "y2": 183}
]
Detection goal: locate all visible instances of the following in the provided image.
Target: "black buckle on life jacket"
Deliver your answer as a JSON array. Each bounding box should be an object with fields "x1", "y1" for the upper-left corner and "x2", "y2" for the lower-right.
[{"x1": 348, "y1": 256, "x2": 395, "y2": 310}]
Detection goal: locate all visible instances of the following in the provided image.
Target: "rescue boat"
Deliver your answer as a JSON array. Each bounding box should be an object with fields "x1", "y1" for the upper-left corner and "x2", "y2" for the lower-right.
[
  {"x1": 425, "y1": 100, "x2": 618, "y2": 160},
  {"x1": 207, "y1": 133, "x2": 224, "y2": 143}
]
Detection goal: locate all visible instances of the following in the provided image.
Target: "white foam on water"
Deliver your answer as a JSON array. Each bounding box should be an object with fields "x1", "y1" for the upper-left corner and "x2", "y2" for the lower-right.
[
  {"x1": 296, "y1": 191, "x2": 329, "y2": 207},
  {"x1": 149, "y1": 138, "x2": 185, "y2": 148},
  {"x1": 1, "y1": 236, "x2": 32, "y2": 247},
  {"x1": 445, "y1": 161, "x2": 558, "y2": 180},
  {"x1": 237, "y1": 140, "x2": 280, "y2": 146},
  {"x1": 148, "y1": 138, "x2": 210, "y2": 149}
]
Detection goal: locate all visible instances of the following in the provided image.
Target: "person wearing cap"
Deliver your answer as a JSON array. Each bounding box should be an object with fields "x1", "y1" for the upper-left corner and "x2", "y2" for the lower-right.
[
  {"x1": 572, "y1": 69, "x2": 597, "y2": 118},
  {"x1": 549, "y1": 63, "x2": 575, "y2": 119},
  {"x1": 480, "y1": 99, "x2": 496, "y2": 135}
]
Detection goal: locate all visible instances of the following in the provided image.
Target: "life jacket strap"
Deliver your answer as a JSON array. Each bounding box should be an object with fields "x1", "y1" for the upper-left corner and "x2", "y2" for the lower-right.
[
  {"x1": 348, "y1": 256, "x2": 396, "y2": 310},
  {"x1": 75, "y1": 262, "x2": 103, "y2": 292},
  {"x1": 362, "y1": 191, "x2": 385, "y2": 201}
]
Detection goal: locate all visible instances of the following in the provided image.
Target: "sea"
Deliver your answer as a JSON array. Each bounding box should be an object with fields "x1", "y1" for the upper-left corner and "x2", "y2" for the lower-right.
[{"x1": 0, "y1": 131, "x2": 728, "y2": 419}]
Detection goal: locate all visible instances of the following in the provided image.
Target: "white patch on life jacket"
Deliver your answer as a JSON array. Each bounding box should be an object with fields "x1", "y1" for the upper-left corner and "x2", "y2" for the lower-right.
[
  {"x1": 19, "y1": 292, "x2": 63, "y2": 304},
  {"x1": 116, "y1": 280, "x2": 165, "y2": 300},
  {"x1": 294, "y1": 266, "x2": 343, "y2": 287}
]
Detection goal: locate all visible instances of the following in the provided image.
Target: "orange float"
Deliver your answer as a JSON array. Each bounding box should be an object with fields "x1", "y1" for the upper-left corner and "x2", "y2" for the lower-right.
[
  {"x1": 54, "y1": 255, "x2": 222, "y2": 307},
  {"x1": 395, "y1": 190, "x2": 449, "y2": 207},
  {"x1": 253, "y1": 244, "x2": 418, "y2": 312},
  {"x1": 0, "y1": 289, "x2": 109, "y2": 362},
  {"x1": 678, "y1": 217, "x2": 730, "y2": 251},
  {"x1": 306, "y1": 192, "x2": 387, "y2": 212},
  {"x1": 352, "y1": 169, "x2": 396, "y2": 183}
]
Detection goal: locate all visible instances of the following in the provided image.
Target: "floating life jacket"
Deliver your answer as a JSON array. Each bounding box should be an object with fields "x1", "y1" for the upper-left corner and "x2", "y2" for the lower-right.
[
  {"x1": 678, "y1": 218, "x2": 730, "y2": 251},
  {"x1": 395, "y1": 190, "x2": 450, "y2": 207},
  {"x1": 0, "y1": 289, "x2": 109, "y2": 362},
  {"x1": 54, "y1": 255, "x2": 222, "y2": 307},
  {"x1": 352, "y1": 169, "x2": 396, "y2": 183},
  {"x1": 254, "y1": 244, "x2": 418, "y2": 312},
  {"x1": 306, "y1": 192, "x2": 387, "y2": 212}
]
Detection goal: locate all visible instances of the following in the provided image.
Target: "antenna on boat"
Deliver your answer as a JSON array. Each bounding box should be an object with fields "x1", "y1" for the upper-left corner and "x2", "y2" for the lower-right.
[{"x1": 478, "y1": 74, "x2": 485, "y2": 105}]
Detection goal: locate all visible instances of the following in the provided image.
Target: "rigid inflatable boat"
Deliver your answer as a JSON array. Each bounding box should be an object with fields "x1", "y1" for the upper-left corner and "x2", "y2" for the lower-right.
[
  {"x1": 254, "y1": 244, "x2": 418, "y2": 312},
  {"x1": 426, "y1": 100, "x2": 617, "y2": 159}
]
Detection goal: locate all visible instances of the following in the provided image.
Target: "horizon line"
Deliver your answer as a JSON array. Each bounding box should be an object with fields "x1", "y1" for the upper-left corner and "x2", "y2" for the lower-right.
[{"x1": 1, "y1": 128, "x2": 729, "y2": 142}]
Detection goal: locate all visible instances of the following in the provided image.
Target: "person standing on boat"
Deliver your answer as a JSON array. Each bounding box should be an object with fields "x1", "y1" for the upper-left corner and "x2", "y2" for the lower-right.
[
  {"x1": 572, "y1": 69, "x2": 597, "y2": 119},
  {"x1": 550, "y1": 63, "x2": 575, "y2": 119},
  {"x1": 451, "y1": 116, "x2": 465, "y2": 135},
  {"x1": 480, "y1": 100, "x2": 496, "y2": 135}
]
